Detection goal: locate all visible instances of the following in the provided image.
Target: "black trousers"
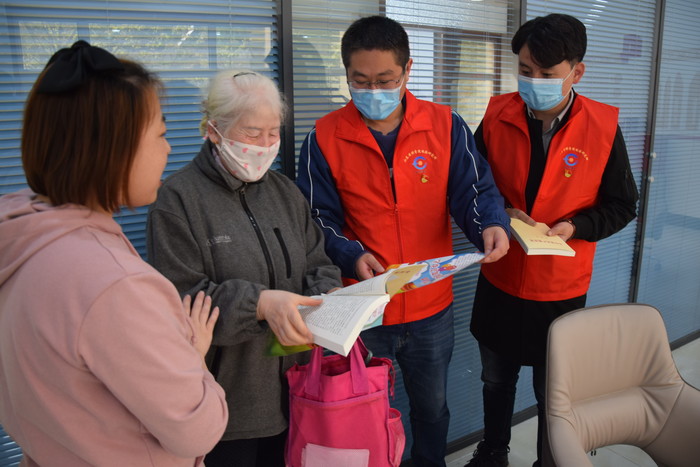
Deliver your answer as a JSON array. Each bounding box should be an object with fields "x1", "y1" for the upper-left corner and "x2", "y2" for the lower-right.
[
  {"x1": 471, "y1": 273, "x2": 586, "y2": 463},
  {"x1": 204, "y1": 431, "x2": 286, "y2": 467}
]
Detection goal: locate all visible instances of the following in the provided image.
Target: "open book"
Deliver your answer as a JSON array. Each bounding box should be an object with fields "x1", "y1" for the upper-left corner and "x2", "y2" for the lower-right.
[
  {"x1": 510, "y1": 218, "x2": 575, "y2": 257},
  {"x1": 298, "y1": 252, "x2": 484, "y2": 355}
]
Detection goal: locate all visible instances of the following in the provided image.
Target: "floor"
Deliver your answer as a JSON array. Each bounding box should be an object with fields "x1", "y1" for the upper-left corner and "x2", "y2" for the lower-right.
[{"x1": 445, "y1": 338, "x2": 700, "y2": 467}]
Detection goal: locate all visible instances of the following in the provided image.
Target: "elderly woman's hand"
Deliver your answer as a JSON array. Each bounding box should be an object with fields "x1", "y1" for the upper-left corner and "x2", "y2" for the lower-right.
[
  {"x1": 182, "y1": 291, "x2": 219, "y2": 362},
  {"x1": 257, "y1": 290, "x2": 319, "y2": 346}
]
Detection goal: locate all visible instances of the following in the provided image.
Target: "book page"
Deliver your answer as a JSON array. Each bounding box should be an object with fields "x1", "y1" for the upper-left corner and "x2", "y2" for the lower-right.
[
  {"x1": 328, "y1": 274, "x2": 390, "y2": 296},
  {"x1": 299, "y1": 294, "x2": 390, "y2": 355}
]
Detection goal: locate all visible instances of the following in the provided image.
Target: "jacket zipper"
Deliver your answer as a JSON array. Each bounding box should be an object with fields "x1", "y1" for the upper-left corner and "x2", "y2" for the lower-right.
[
  {"x1": 274, "y1": 228, "x2": 292, "y2": 279},
  {"x1": 239, "y1": 185, "x2": 276, "y2": 289}
]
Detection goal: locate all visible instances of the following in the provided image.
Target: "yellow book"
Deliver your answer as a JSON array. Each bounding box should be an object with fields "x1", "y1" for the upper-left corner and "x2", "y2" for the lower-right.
[{"x1": 510, "y1": 218, "x2": 576, "y2": 257}]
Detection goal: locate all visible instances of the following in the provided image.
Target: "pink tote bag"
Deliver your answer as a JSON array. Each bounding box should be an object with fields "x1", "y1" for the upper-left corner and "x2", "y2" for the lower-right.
[{"x1": 285, "y1": 339, "x2": 405, "y2": 467}]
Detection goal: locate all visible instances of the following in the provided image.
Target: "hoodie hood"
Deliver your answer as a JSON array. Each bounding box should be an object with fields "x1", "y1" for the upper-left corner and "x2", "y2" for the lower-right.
[{"x1": 0, "y1": 189, "x2": 122, "y2": 286}]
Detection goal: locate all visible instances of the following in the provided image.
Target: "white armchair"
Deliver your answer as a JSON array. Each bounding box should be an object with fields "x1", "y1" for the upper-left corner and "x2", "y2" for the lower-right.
[{"x1": 543, "y1": 303, "x2": 700, "y2": 467}]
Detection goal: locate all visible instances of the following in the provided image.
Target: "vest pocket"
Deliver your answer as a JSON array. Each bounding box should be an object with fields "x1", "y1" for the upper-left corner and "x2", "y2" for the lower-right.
[{"x1": 274, "y1": 228, "x2": 292, "y2": 279}]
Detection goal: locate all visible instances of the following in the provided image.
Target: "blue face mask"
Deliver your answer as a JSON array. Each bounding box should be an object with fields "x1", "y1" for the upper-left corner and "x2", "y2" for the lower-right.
[
  {"x1": 350, "y1": 85, "x2": 403, "y2": 121},
  {"x1": 517, "y1": 67, "x2": 574, "y2": 111}
]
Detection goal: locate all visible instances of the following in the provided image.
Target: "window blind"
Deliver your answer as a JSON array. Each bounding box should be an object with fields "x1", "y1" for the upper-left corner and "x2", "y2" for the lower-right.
[
  {"x1": 290, "y1": 0, "x2": 381, "y2": 164},
  {"x1": 638, "y1": 0, "x2": 700, "y2": 340},
  {"x1": 0, "y1": 1, "x2": 279, "y2": 464},
  {"x1": 0, "y1": 0, "x2": 279, "y2": 256}
]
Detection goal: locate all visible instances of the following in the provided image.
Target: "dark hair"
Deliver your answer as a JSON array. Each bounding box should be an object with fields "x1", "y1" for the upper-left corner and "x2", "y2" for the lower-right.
[
  {"x1": 22, "y1": 57, "x2": 162, "y2": 212},
  {"x1": 341, "y1": 15, "x2": 410, "y2": 69},
  {"x1": 511, "y1": 13, "x2": 587, "y2": 68}
]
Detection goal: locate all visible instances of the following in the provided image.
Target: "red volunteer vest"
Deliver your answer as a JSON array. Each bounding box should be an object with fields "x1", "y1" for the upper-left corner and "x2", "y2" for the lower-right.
[
  {"x1": 315, "y1": 91, "x2": 454, "y2": 324},
  {"x1": 480, "y1": 92, "x2": 619, "y2": 301}
]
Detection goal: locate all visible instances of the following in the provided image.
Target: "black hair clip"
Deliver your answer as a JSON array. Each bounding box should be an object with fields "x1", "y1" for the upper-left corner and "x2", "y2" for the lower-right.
[
  {"x1": 36, "y1": 40, "x2": 124, "y2": 94},
  {"x1": 233, "y1": 71, "x2": 256, "y2": 78}
]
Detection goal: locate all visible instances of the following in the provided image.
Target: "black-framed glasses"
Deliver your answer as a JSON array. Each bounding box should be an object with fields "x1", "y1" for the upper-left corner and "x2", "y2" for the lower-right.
[{"x1": 347, "y1": 73, "x2": 405, "y2": 90}]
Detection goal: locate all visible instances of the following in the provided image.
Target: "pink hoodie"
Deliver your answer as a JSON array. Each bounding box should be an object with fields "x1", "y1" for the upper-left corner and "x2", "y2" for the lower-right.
[{"x1": 0, "y1": 190, "x2": 228, "y2": 466}]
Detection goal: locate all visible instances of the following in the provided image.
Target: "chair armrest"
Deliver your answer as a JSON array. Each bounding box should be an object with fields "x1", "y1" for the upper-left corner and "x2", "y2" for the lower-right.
[
  {"x1": 545, "y1": 416, "x2": 594, "y2": 467},
  {"x1": 645, "y1": 383, "x2": 700, "y2": 467}
]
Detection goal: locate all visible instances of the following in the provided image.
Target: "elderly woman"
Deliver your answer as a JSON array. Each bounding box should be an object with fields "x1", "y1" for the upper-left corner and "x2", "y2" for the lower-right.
[
  {"x1": 0, "y1": 41, "x2": 227, "y2": 466},
  {"x1": 147, "y1": 71, "x2": 342, "y2": 466}
]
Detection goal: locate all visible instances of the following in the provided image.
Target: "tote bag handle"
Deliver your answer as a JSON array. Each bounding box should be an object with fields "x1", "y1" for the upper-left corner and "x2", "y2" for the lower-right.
[{"x1": 305, "y1": 339, "x2": 370, "y2": 398}]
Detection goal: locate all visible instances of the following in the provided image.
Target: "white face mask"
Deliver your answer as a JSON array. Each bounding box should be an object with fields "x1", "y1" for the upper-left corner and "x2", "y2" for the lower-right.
[{"x1": 209, "y1": 123, "x2": 280, "y2": 182}]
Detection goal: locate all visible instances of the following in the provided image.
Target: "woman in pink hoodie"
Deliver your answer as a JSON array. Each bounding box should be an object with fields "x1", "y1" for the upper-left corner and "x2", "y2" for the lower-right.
[{"x1": 0, "y1": 41, "x2": 228, "y2": 466}]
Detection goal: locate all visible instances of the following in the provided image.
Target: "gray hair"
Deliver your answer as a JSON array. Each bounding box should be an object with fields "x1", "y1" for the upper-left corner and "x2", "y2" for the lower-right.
[{"x1": 200, "y1": 70, "x2": 286, "y2": 136}]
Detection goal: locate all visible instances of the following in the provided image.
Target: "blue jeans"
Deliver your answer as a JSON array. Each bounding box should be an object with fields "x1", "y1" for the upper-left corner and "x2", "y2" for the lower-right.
[
  {"x1": 360, "y1": 305, "x2": 454, "y2": 467},
  {"x1": 479, "y1": 343, "x2": 546, "y2": 461}
]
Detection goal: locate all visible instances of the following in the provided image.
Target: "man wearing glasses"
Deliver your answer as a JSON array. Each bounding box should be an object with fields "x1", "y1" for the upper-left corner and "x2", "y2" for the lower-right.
[{"x1": 296, "y1": 15, "x2": 510, "y2": 467}]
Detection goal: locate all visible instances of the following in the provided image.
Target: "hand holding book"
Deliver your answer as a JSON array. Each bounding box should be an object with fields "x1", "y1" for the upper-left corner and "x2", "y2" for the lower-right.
[
  {"x1": 291, "y1": 252, "x2": 484, "y2": 356},
  {"x1": 509, "y1": 218, "x2": 575, "y2": 257}
]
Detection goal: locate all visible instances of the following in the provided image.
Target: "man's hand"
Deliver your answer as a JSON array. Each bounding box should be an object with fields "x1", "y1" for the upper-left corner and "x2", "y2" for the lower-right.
[
  {"x1": 506, "y1": 207, "x2": 536, "y2": 226},
  {"x1": 508, "y1": 207, "x2": 575, "y2": 241},
  {"x1": 355, "y1": 252, "x2": 385, "y2": 280},
  {"x1": 547, "y1": 220, "x2": 575, "y2": 241},
  {"x1": 257, "y1": 290, "x2": 318, "y2": 346},
  {"x1": 480, "y1": 225, "x2": 509, "y2": 263}
]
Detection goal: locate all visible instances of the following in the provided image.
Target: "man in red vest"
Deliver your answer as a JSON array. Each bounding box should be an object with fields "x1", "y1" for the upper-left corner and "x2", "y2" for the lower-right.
[
  {"x1": 296, "y1": 15, "x2": 510, "y2": 467},
  {"x1": 466, "y1": 14, "x2": 639, "y2": 467}
]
